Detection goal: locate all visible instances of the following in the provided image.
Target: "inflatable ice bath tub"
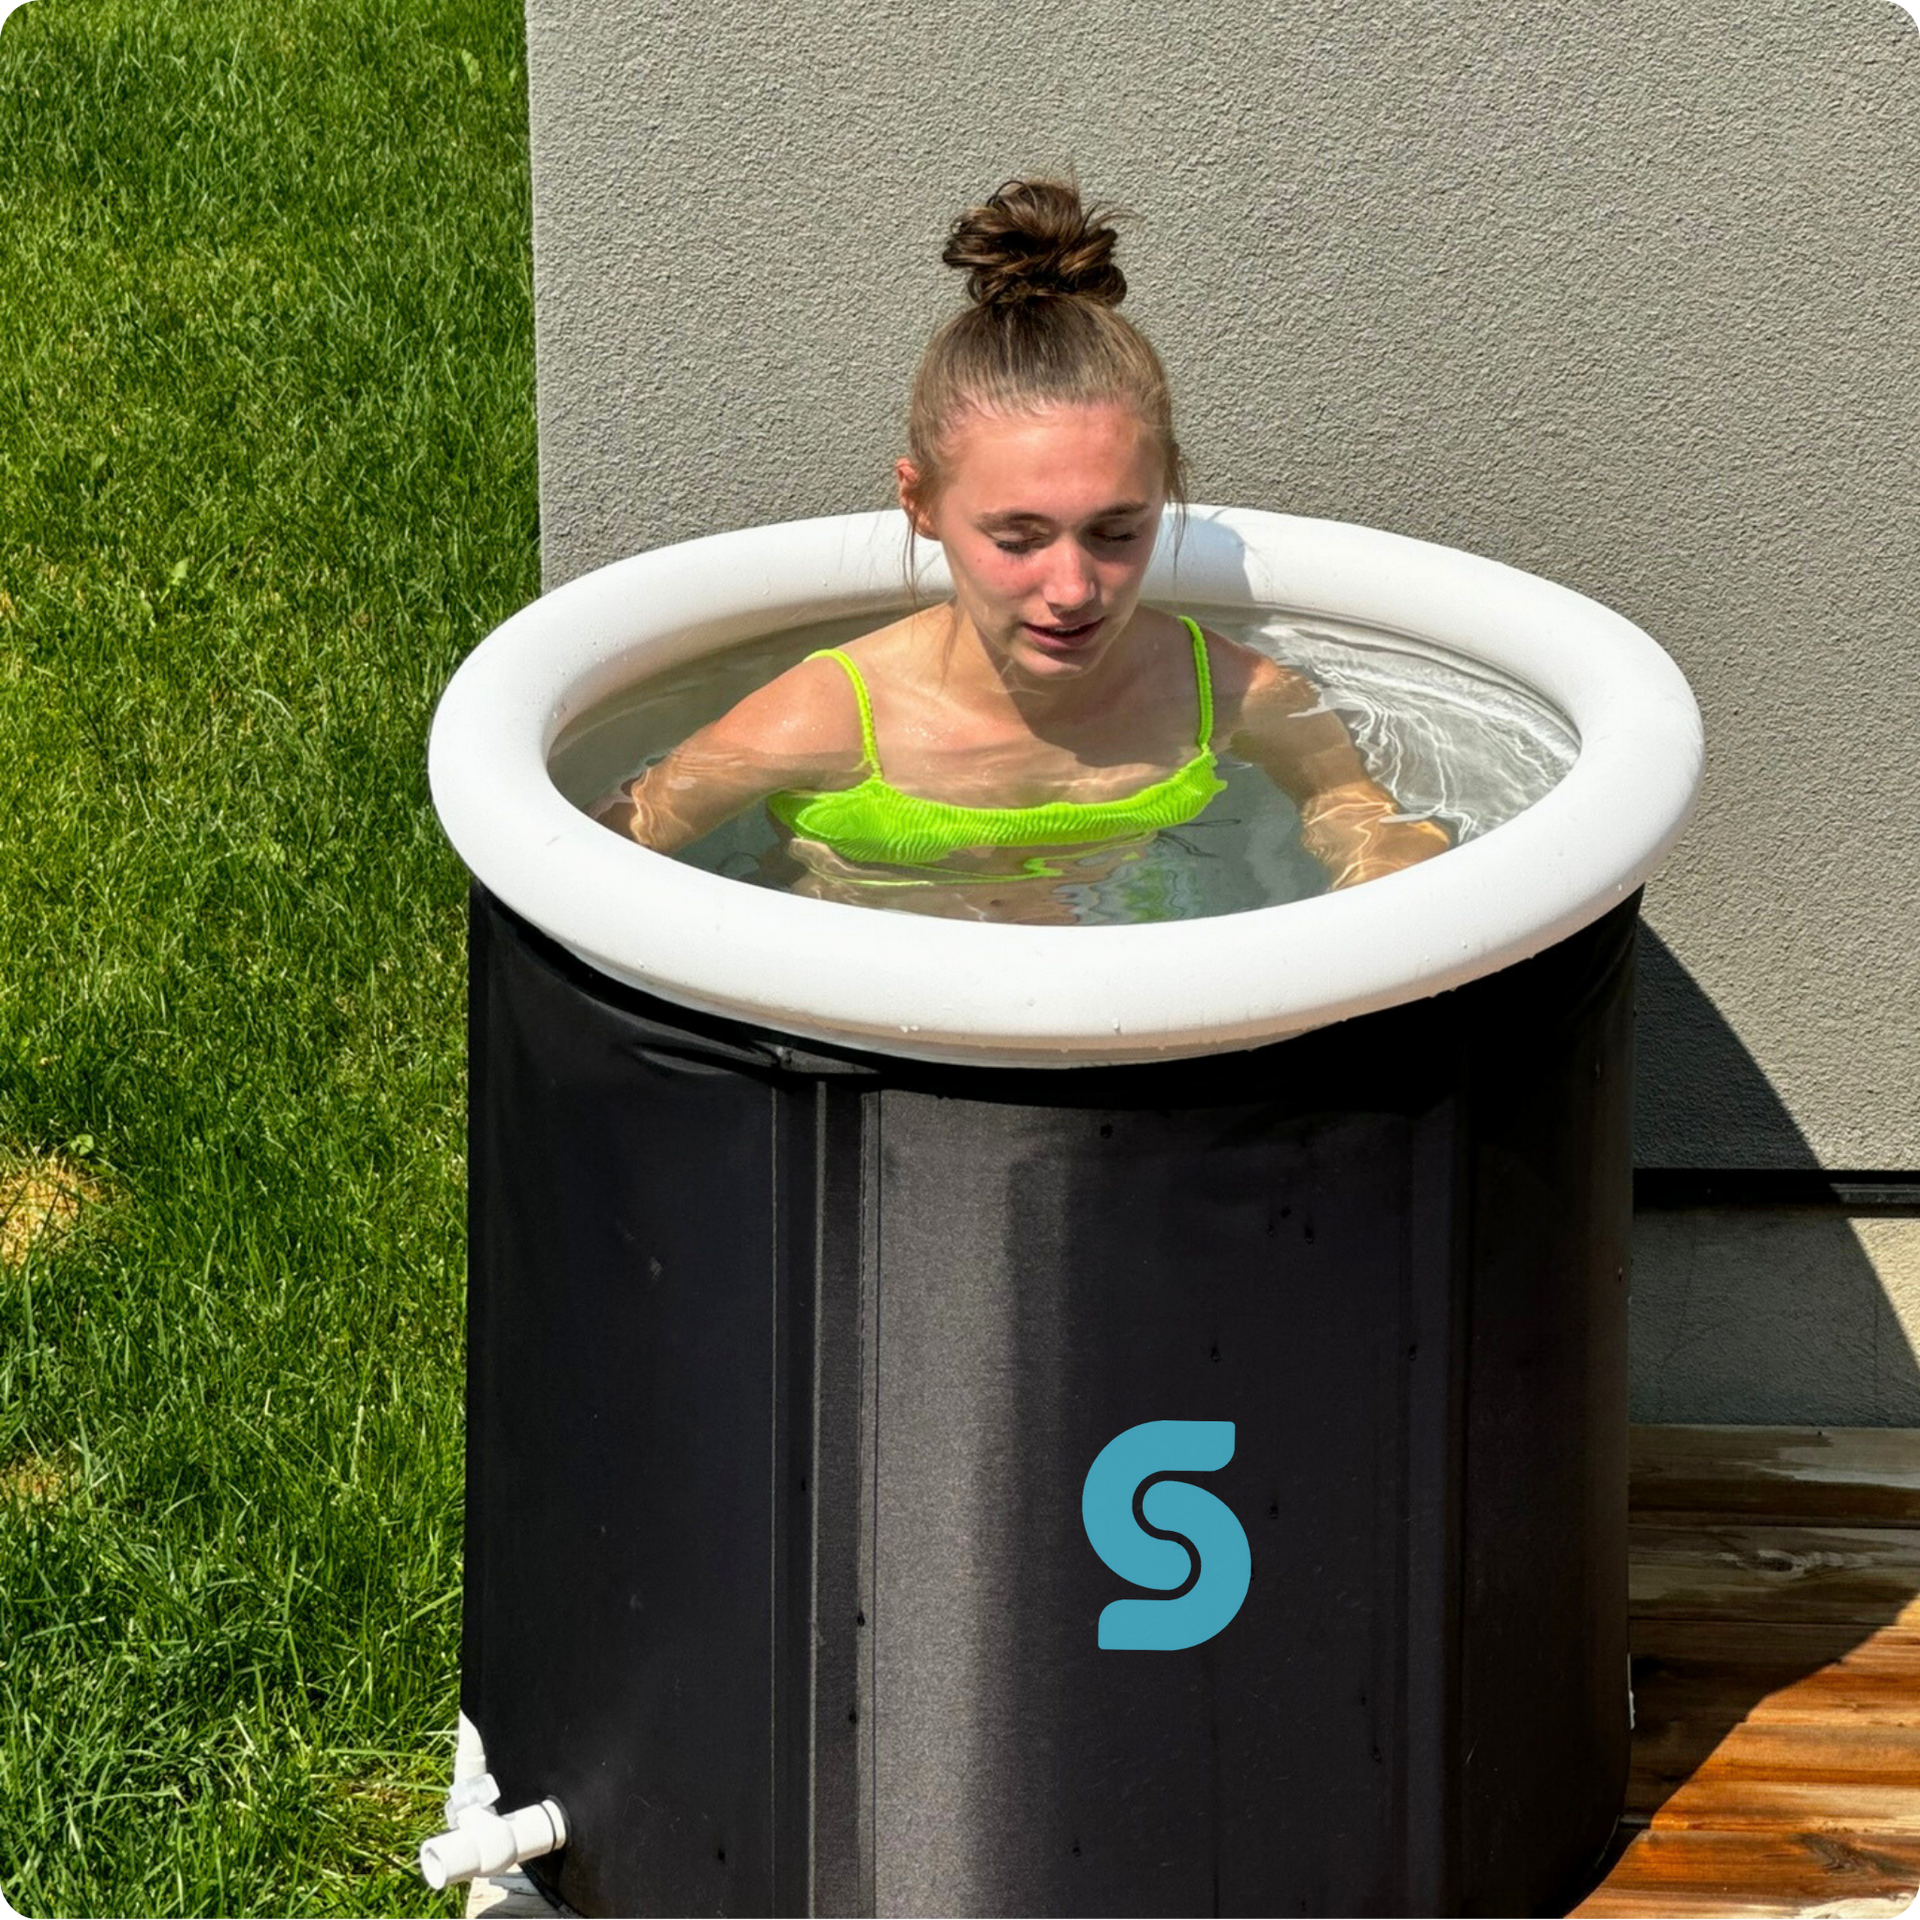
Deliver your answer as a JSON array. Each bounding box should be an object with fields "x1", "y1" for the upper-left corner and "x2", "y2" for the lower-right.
[{"x1": 428, "y1": 507, "x2": 1703, "y2": 1917}]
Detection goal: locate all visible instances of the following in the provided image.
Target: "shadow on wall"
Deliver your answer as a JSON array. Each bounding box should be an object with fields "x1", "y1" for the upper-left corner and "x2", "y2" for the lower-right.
[{"x1": 1630, "y1": 923, "x2": 1920, "y2": 1426}]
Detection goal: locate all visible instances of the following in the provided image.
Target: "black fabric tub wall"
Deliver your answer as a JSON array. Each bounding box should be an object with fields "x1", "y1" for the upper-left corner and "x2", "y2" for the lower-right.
[{"x1": 461, "y1": 879, "x2": 1638, "y2": 1918}]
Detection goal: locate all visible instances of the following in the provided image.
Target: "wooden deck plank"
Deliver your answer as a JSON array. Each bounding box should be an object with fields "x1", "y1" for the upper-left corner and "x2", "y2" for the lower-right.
[
  {"x1": 1576, "y1": 1429, "x2": 1920, "y2": 1916},
  {"x1": 467, "y1": 1868, "x2": 562, "y2": 1917},
  {"x1": 1629, "y1": 1780, "x2": 1920, "y2": 1838},
  {"x1": 1631, "y1": 1522, "x2": 1920, "y2": 1626},
  {"x1": 1635, "y1": 1643, "x2": 1920, "y2": 1735},
  {"x1": 1631, "y1": 1427, "x2": 1920, "y2": 1528},
  {"x1": 1633, "y1": 1621, "x2": 1920, "y2": 1673},
  {"x1": 1624, "y1": 1615, "x2": 1920, "y2": 1843},
  {"x1": 1627, "y1": 1725, "x2": 1920, "y2": 1831},
  {"x1": 1570, "y1": 1828, "x2": 1920, "y2": 1918}
]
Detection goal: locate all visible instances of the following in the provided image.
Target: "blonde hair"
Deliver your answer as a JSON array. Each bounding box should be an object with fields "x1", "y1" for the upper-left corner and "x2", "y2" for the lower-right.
[{"x1": 901, "y1": 177, "x2": 1189, "y2": 596}]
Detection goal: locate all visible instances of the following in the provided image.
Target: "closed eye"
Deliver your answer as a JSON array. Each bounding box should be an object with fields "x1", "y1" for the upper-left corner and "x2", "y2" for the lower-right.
[{"x1": 992, "y1": 529, "x2": 1142, "y2": 555}]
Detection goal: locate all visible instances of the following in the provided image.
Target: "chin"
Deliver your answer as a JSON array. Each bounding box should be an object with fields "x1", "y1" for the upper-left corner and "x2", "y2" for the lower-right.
[{"x1": 1015, "y1": 640, "x2": 1102, "y2": 674}]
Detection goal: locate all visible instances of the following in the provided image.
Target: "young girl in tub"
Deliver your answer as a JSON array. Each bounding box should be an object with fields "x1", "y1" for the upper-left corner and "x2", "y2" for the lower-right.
[{"x1": 595, "y1": 177, "x2": 1449, "y2": 924}]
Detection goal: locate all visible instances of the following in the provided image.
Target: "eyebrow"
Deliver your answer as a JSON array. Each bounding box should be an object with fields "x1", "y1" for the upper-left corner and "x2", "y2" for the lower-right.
[{"x1": 976, "y1": 502, "x2": 1152, "y2": 528}]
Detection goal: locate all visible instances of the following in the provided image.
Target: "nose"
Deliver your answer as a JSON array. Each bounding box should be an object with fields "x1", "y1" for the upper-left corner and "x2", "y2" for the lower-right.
[{"x1": 1042, "y1": 542, "x2": 1099, "y2": 616}]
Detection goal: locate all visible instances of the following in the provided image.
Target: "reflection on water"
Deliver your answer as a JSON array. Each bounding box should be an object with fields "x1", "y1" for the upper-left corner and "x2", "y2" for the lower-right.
[{"x1": 547, "y1": 606, "x2": 1579, "y2": 925}]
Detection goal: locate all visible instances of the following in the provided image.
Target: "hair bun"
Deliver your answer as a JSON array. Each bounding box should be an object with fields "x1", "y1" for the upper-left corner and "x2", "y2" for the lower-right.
[{"x1": 941, "y1": 177, "x2": 1129, "y2": 308}]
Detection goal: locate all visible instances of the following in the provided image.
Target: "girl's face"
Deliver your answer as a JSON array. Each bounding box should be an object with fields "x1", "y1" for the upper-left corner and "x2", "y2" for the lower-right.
[{"x1": 899, "y1": 400, "x2": 1166, "y2": 682}]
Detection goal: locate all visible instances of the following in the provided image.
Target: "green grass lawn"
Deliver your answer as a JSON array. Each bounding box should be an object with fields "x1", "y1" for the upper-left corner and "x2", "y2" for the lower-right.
[{"x1": 0, "y1": 0, "x2": 537, "y2": 1908}]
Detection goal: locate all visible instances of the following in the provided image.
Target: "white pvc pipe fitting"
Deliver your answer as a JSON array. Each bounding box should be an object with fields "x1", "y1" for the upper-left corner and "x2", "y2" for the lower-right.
[{"x1": 418, "y1": 1793, "x2": 568, "y2": 1891}]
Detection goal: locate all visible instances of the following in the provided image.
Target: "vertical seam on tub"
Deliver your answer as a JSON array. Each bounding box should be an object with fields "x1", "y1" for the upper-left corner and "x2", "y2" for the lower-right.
[
  {"x1": 804, "y1": 1075, "x2": 868, "y2": 1915},
  {"x1": 773, "y1": 1065, "x2": 830, "y2": 1915},
  {"x1": 859, "y1": 1085, "x2": 881, "y2": 1915},
  {"x1": 768, "y1": 1070, "x2": 782, "y2": 1910},
  {"x1": 461, "y1": 881, "x2": 490, "y2": 1734},
  {"x1": 1403, "y1": 1083, "x2": 1469, "y2": 1911},
  {"x1": 806, "y1": 1078, "x2": 823, "y2": 1915},
  {"x1": 1446, "y1": 1074, "x2": 1474, "y2": 1908}
]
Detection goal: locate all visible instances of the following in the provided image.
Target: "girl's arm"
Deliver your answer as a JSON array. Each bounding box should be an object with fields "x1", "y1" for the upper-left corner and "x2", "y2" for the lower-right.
[
  {"x1": 1220, "y1": 643, "x2": 1451, "y2": 891},
  {"x1": 590, "y1": 656, "x2": 866, "y2": 856}
]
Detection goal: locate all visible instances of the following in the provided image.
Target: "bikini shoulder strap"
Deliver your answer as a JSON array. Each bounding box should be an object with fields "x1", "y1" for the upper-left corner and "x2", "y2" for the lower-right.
[
  {"x1": 806, "y1": 648, "x2": 881, "y2": 774},
  {"x1": 1181, "y1": 617, "x2": 1214, "y2": 750}
]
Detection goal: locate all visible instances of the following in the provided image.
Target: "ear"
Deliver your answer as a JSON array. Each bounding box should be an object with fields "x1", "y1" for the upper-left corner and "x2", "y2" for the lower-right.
[{"x1": 895, "y1": 458, "x2": 937, "y2": 537}]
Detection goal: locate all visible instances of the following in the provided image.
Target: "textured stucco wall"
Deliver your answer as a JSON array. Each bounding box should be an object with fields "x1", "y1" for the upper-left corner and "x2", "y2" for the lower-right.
[
  {"x1": 1631, "y1": 1209, "x2": 1920, "y2": 1422},
  {"x1": 520, "y1": 0, "x2": 1920, "y2": 1174}
]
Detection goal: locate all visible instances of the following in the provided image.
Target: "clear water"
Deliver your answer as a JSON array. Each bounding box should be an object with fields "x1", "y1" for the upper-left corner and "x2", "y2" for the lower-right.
[{"x1": 547, "y1": 606, "x2": 1578, "y2": 924}]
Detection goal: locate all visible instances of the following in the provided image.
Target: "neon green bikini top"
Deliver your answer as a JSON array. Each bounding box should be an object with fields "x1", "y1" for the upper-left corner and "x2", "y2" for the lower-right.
[{"x1": 765, "y1": 615, "x2": 1229, "y2": 873}]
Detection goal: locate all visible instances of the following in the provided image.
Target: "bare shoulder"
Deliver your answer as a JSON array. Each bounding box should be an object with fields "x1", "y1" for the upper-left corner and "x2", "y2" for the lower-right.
[
  {"x1": 1193, "y1": 625, "x2": 1320, "y2": 735},
  {"x1": 694, "y1": 649, "x2": 871, "y2": 782}
]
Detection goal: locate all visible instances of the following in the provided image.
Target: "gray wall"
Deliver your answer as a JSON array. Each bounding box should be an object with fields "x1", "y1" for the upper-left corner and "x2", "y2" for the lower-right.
[
  {"x1": 520, "y1": 0, "x2": 1920, "y2": 1412},
  {"x1": 1632, "y1": 1208, "x2": 1920, "y2": 1422}
]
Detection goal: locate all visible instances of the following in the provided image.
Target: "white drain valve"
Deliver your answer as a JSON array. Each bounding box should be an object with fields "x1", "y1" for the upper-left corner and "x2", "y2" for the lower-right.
[{"x1": 418, "y1": 1770, "x2": 568, "y2": 1890}]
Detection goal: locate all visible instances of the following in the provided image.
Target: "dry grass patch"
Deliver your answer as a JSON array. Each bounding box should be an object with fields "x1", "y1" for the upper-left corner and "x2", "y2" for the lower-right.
[
  {"x1": 0, "y1": 1453, "x2": 75, "y2": 1506},
  {"x1": 0, "y1": 1146, "x2": 110, "y2": 1266},
  {"x1": 319, "y1": 1769, "x2": 448, "y2": 1876}
]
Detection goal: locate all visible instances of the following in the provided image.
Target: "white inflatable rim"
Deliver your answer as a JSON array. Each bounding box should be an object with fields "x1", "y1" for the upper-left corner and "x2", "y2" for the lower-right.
[{"x1": 428, "y1": 506, "x2": 1703, "y2": 1067}]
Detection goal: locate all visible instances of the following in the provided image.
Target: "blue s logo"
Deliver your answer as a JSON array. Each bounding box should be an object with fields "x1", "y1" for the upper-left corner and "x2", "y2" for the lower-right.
[{"x1": 1081, "y1": 1420, "x2": 1252, "y2": 1650}]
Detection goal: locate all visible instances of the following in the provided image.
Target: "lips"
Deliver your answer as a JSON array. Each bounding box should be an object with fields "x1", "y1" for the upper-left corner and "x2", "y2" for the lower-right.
[{"x1": 1023, "y1": 616, "x2": 1103, "y2": 649}]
